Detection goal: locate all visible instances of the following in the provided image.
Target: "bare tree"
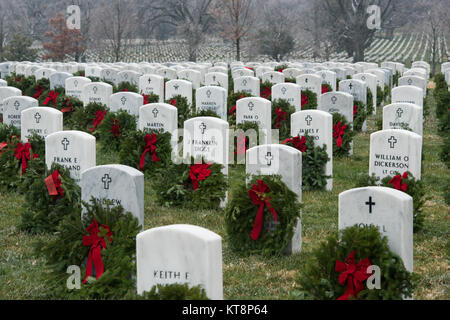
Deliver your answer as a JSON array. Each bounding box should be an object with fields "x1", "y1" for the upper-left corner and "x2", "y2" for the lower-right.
[
  {"x1": 96, "y1": 0, "x2": 137, "y2": 62},
  {"x1": 319, "y1": 0, "x2": 398, "y2": 62},
  {"x1": 152, "y1": 0, "x2": 215, "y2": 62},
  {"x1": 213, "y1": 0, "x2": 254, "y2": 61}
]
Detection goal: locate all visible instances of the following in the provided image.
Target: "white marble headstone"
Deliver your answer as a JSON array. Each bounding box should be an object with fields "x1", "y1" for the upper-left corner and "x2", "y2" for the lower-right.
[
  {"x1": 318, "y1": 92, "x2": 354, "y2": 126},
  {"x1": 236, "y1": 97, "x2": 272, "y2": 144},
  {"x1": 391, "y1": 86, "x2": 423, "y2": 108},
  {"x1": 139, "y1": 74, "x2": 164, "y2": 102},
  {"x1": 383, "y1": 103, "x2": 423, "y2": 136},
  {"x1": 81, "y1": 164, "x2": 144, "y2": 228},
  {"x1": 165, "y1": 79, "x2": 193, "y2": 106},
  {"x1": 65, "y1": 77, "x2": 92, "y2": 100},
  {"x1": 2, "y1": 96, "x2": 38, "y2": 128},
  {"x1": 195, "y1": 86, "x2": 227, "y2": 121},
  {"x1": 204, "y1": 72, "x2": 228, "y2": 92},
  {"x1": 136, "y1": 224, "x2": 223, "y2": 299},
  {"x1": 139, "y1": 103, "x2": 178, "y2": 137},
  {"x1": 0, "y1": 87, "x2": 22, "y2": 115},
  {"x1": 339, "y1": 187, "x2": 413, "y2": 272},
  {"x1": 233, "y1": 76, "x2": 260, "y2": 97},
  {"x1": 50, "y1": 72, "x2": 72, "y2": 90},
  {"x1": 109, "y1": 92, "x2": 143, "y2": 116},
  {"x1": 82, "y1": 82, "x2": 113, "y2": 107},
  {"x1": 21, "y1": 107, "x2": 63, "y2": 140},
  {"x1": 272, "y1": 83, "x2": 301, "y2": 112},
  {"x1": 177, "y1": 69, "x2": 202, "y2": 89},
  {"x1": 296, "y1": 74, "x2": 322, "y2": 97}
]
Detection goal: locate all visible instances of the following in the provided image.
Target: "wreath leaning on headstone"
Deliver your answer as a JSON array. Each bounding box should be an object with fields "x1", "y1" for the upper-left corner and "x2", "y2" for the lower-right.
[
  {"x1": 295, "y1": 225, "x2": 415, "y2": 300},
  {"x1": 282, "y1": 134, "x2": 330, "y2": 191},
  {"x1": 260, "y1": 81, "x2": 272, "y2": 100},
  {"x1": 70, "y1": 102, "x2": 109, "y2": 135},
  {"x1": 332, "y1": 113, "x2": 354, "y2": 158},
  {"x1": 118, "y1": 129, "x2": 173, "y2": 177},
  {"x1": 271, "y1": 99, "x2": 295, "y2": 142},
  {"x1": 165, "y1": 95, "x2": 192, "y2": 128},
  {"x1": 231, "y1": 122, "x2": 260, "y2": 166},
  {"x1": 355, "y1": 172, "x2": 426, "y2": 233},
  {"x1": 227, "y1": 91, "x2": 253, "y2": 126},
  {"x1": 300, "y1": 89, "x2": 318, "y2": 110},
  {"x1": 35, "y1": 198, "x2": 141, "y2": 299},
  {"x1": 19, "y1": 163, "x2": 81, "y2": 234},
  {"x1": 97, "y1": 110, "x2": 137, "y2": 152},
  {"x1": 151, "y1": 158, "x2": 227, "y2": 210},
  {"x1": 353, "y1": 100, "x2": 367, "y2": 132},
  {"x1": 54, "y1": 95, "x2": 84, "y2": 127},
  {"x1": 225, "y1": 175, "x2": 302, "y2": 256}
]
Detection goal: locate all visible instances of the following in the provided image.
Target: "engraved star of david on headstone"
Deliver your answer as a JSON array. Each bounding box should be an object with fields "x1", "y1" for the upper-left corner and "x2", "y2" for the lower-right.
[
  {"x1": 61, "y1": 138, "x2": 70, "y2": 151},
  {"x1": 102, "y1": 174, "x2": 112, "y2": 190},
  {"x1": 265, "y1": 152, "x2": 274, "y2": 166},
  {"x1": 388, "y1": 136, "x2": 397, "y2": 148},
  {"x1": 34, "y1": 113, "x2": 41, "y2": 124}
]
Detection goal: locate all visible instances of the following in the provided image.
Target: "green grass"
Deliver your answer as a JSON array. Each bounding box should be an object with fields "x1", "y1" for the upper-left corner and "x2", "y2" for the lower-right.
[{"x1": 0, "y1": 91, "x2": 448, "y2": 300}]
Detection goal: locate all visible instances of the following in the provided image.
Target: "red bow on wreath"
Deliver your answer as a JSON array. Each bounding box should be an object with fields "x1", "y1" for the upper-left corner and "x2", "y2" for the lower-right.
[
  {"x1": 389, "y1": 172, "x2": 408, "y2": 191},
  {"x1": 90, "y1": 110, "x2": 106, "y2": 132},
  {"x1": 61, "y1": 98, "x2": 74, "y2": 113},
  {"x1": 44, "y1": 170, "x2": 64, "y2": 199},
  {"x1": 321, "y1": 85, "x2": 330, "y2": 94},
  {"x1": 82, "y1": 219, "x2": 113, "y2": 283},
  {"x1": 335, "y1": 251, "x2": 371, "y2": 300},
  {"x1": 142, "y1": 94, "x2": 150, "y2": 105},
  {"x1": 333, "y1": 122, "x2": 347, "y2": 148},
  {"x1": 140, "y1": 133, "x2": 160, "y2": 170},
  {"x1": 43, "y1": 90, "x2": 59, "y2": 106},
  {"x1": 248, "y1": 180, "x2": 278, "y2": 241},
  {"x1": 274, "y1": 107, "x2": 287, "y2": 129},
  {"x1": 189, "y1": 163, "x2": 212, "y2": 190},
  {"x1": 14, "y1": 142, "x2": 35, "y2": 175},
  {"x1": 229, "y1": 96, "x2": 245, "y2": 115},
  {"x1": 261, "y1": 87, "x2": 271, "y2": 99},
  {"x1": 0, "y1": 142, "x2": 8, "y2": 153},
  {"x1": 282, "y1": 136, "x2": 307, "y2": 153},
  {"x1": 301, "y1": 94, "x2": 308, "y2": 107},
  {"x1": 33, "y1": 85, "x2": 44, "y2": 100},
  {"x1": 110, "y1": 119, "x2": 120, "y2": 138},
  {"x1": 353, "y1": 105, "x2": 358, "y2": 119},
  {"x1": 169, "y1": 99, "x2": 177, "y2": 106}
]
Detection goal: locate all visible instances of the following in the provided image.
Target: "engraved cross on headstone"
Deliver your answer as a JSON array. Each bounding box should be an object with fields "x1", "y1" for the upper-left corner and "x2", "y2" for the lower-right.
[
  {"x1": 305, "y1": 115, "x2": 313, "y2": 126},
  {"x1": 396, "y1": 108, "x2": 404, "y2": 118},
  {"x1": 61, "y1": 138, "x2": 70, "y2": 151},
  {"x1": 265, "y1": 152, "x2": 274, "y2": 166},
  {"x1": 365, "y1": 196, "x2": 376, "y2": 214},
  {"x1": 102, "y1": 174, "x2": 112, "y2": 190},
  {"x1": 388, "y1": 136, "x2": 398, "y2": 148},
  {"x1": 14, "y1": 100, "x2": 20, "y2": 111},
  {"x1": 199, "y1": 122, "x2": 207, "y2": 134},
  {"x1": 152, "y1": 108, "x2": 159, "y2": 118},
  {"x1": 281, "y1": 87, "x2": 287, "y2": 95},
  {"x1": 349, "y1": 83, "x2": 353, "y2": 90},
  {"x1": 34, "y1": 113, "x2": 41, "y2": 124},
  {"x1": 174, "y1": 84, "x2": 179, "y2": 91}
]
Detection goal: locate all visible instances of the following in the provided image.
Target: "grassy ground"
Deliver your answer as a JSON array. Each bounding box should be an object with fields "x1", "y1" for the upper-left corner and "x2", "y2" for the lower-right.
[{"x1": 0, "y1": 90, "x2": 448, "y2": 300}]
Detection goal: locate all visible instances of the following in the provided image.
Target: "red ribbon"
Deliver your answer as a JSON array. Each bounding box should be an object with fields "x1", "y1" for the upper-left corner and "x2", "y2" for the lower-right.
[
  {"x1": 82, "y1": 219, "x2": 113, "y2": 283},
  {"x1": 333, "y1": 122, "x2": 347, "y2": 148},
  {"x1": 248, "y1": 180, "x2": 278, "y2": 241},
  {"x1": 282, "y1": 136, "x2": 307, "y2": 152},
  {"x1": 142, "y1": 94, "x2": 150, "y2": 105},
  {"x1": 43, "y1": 90, "x2": 59, "y2": 106},
  {"x1": 89, "y1": 110, "x2": 106, "y2": 132},
  {"x1": 110, "y1": 119, "x2": 120, "y2": 138},
  {"x1": 170, "y1": 99, "x2": 177, "y2": 106},
  {"x1": 335, "y1": 251, "x2": 371, "y2": 300},
  {"x1": 44, "y1": 170, "x2": 64, "y2": 199},
  {"x1": 61, "y1": 98, "x2": 74, "y2": 113},
  {"x1": 0, "y1": 142, "x2": 7, "y2": 153},
  {"x1": 261, "y1": 87, "x2": 271, "y2": 99},
  {"x1": 301, "y1": 93, "x2": 308, "y2": 107},
  {"x1": 14, "y1": 142, "x2": 32, "y2": 175},
  {"x1": 321, "y1": 85, "x2": 330, "y2": 94},
  {"x1": 389, "y1": 172, "x2": 408, "y2": 191},
  {"x1": 189, "y1": 163, "x2": 212, "y2": 190},
  {"x1": 33, "y1": 85, "x2": 44, "y2": 100},
  {"x1": 139, "y1": 133, "x2": 160, "y2": 170},
  {"x1": 274, "y1": 107, "x2": 287, "y2": 129},
  {"x1": 229, "y1": 95, "x2": 245, "y2": 115},
  {"x1": 353, "y1": 105, "x2": 358, "y2": 119}
]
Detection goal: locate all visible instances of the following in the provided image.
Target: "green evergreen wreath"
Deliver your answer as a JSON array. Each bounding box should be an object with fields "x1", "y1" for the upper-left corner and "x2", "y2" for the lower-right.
[
  {"x1": 0, "y1": 135, "x2": 41, "y2": 191},
  {"x1": 19, "y1": 163, "x2": 81, "y2": 234},
  {"x1": 0, "y1": 123, "x2": 20, "y2": 142},
  {"x1": 114, "y1": 81, "x2": 139, "y2": 93},
  {"x1": 367, "y1": 88, "x2": 374, "y2": 115},
  {"x1": 355, "y1": 172, "x2": 426, "y2": 233},
  {"x1": 285, "y1": 77, "x2": 296, "y2": 83},
  {"x1": 231, "y1": 122, "x2": 260, "y2": 166},
  {"x1": 165, "y1": 95, "x2": 192, "y2": 128},
  {"x1": 70, "y1": 102, "x2": 109, "y2": 135},
  {"x1": 55, "y1": 95, "x2": 84, "y2": 127},
  {"x1": 283, "y1": 134, "x2": 330, "y2": 191},
  {"x1": 271, "y1": 99, "x2": 295, "y2": 142},
  {"x1": 353, "y1": 100, "x2": 367, "y2": 132},
  {"x1": 38, "y1": 87, "x2": 66, "y2": 107},
  {"x1": 118, "y1": 129, "x2": 172, "y2": 176},
  {"x1": 274, "y1": 64, "x2": 289, "y2": 72},
  {"x1": 97, "y1": 110, "x2": 137, "y2": 152},
  {"x1": 227, "y1": 91, "x2": 252, "y2": 126},
  {"x1": 132, "y1": 284, "x2": 209, "y2": 300},
  {"x1": 143, "y1": 93, "x2": 159, "y2": 104},
  {"x1": 23, "y1": 78, "x2": 50, "y2": 98},
  {"x1": 301, "y1": 89, "x2": 317, "y2": 110},
  {"x1": 260, "y1": 80, "x2": 272, "y2": 100},
  {"x1": 152, "y1": 159, "x2": 227, "y2": 210},
  {"x1": 35, "y1": 198, "x2": 141, "y2": 299},
  {"x1": 225, "y1": 175, "x2": 302, "y2": 256},
  {"x1": 332, "y1": 113, "x2": 354, "y2": 158},
  {"x1": 321, "y1": 83, "x2": 333, "y2": 94},
  {"x1": 295, "y1": 225, "x2": 415, "y2": 300},
  {"x1": 5, "y1": 74, "x2": 35, "y2": 92},
  {"x1": 376, "y1": 85, "x2": 383, "y2": 107},
  {"x1": 191, "y1": 109, "x2": 221, "y2": 119}
]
